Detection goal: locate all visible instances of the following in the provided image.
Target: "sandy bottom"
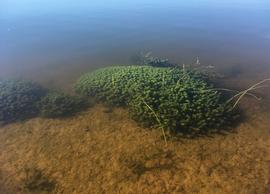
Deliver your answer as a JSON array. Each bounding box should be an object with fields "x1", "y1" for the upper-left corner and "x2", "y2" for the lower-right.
[{"x1": 0, "y1": 100, "x2": 270, "y2": 193}]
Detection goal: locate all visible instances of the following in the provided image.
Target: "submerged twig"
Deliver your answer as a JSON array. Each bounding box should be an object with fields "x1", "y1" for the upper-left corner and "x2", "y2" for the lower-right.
[
  {"x1": 212, "y1": 88, "x2": 261, "y2": 100},
  {"x1": 227, "y1": 78, "x2": 270, "y2": 109},
  {"x1": 142, "y1": 99, "x2": 167, "y2": 145},
  {"x1": 196, "y1": 56, "x2": 200, "y2": 65},
  {"x1": 182, "y1": 64, "x2": 186, "y2": 72},
  {"x1": 111, "y1": 75, "x2": 115, "y2": 87}
]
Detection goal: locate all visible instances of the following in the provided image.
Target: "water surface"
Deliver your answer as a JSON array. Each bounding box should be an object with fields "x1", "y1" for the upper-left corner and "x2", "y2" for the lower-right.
[{"x1": 1, "y1": 0, "x2": 270, "y2": 89}]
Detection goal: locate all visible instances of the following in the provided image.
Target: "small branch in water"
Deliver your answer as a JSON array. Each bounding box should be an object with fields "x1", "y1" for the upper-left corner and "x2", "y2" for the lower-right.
[
  {"x1": 212, "y1": 88, "x2": 261, "y2": 101},
  {"x1": 227, "y1": 78, "x2": 270, "y2": 109},
  {"x1": 182, "y1": 64, "x2": 186, "y2": 72}
]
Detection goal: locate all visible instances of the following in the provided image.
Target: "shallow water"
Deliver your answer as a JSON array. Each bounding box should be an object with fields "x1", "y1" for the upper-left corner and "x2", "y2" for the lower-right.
[
  {"x1": 1, "y1": 1, "x2": 270, "y2": 193},
  {"x1": 1, "y1": 0, "x2": 270, "y2": 90}
]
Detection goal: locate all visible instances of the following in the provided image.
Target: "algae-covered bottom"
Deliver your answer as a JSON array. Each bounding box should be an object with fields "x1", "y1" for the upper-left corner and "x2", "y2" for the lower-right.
[{"x1": 0, "y1": 103, "x2": 269, "y2": 194}]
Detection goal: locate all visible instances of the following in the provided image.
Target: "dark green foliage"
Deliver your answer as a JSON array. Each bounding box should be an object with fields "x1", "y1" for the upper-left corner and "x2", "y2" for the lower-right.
[
  {"x1": 39, "y1": 92, "x2": 86, "y2": 118},
  {"x1": 0, "y1": 79, "x2": 46, "y2": 123},
  {"x1": 75, "y1": 66, "x2": 200, "y2": 106},
  {"x1": 75, "y1": 66, "x2": 148, "y2": 106},
  {"x1": 22, "y1": 167, "x2": 55, "y2": 193},
  {"x1": 75, "y1": 66, "x2": 235, "y2": 134},
  {"x1": 129, "y1": 73, "x2": 233, "y2": 133}
]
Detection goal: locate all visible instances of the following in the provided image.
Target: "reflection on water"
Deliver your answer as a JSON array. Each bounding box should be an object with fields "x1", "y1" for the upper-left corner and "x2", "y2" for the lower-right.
[{"x1": 0, "y1": 0, "x2": 270, "y2": 90}]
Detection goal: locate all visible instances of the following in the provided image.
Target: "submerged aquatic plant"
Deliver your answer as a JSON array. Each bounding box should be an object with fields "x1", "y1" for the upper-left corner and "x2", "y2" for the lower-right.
[
  {"x1": 22, "y1": 167, "x2": 55, "y2": 193},
  {"x1": 128, "y1": 70, "x2": 235, "y2": 134},
  {"x1": 0, "y1": 79, "x2": 46, "y2": 123},
  {"x1": 0, "y1": 78, "x2": 89, "y2": 123},
  {"x1": 131, "y1": 52, "x2": 175, "y2": 67},
  {"x1": 75, "y1": 66, "x2": 236, "y2": 135},
  {"x1": 39, "y1": 92, "x2": 86, "y2": 118}
]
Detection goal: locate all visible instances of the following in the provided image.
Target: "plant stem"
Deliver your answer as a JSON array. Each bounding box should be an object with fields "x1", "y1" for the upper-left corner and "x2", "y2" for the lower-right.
[
  {"x1": 142, "y1": 99, "x2": 168, "y2": 145},
  {"x1": 228, "y1": 78, "x2": 270, "y2": 109}
]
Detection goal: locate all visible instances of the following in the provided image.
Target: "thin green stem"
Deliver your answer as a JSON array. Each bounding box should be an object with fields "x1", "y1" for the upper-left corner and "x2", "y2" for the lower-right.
[{"x1": 142, "y1": 99, "x2": 168, "y2": 145}]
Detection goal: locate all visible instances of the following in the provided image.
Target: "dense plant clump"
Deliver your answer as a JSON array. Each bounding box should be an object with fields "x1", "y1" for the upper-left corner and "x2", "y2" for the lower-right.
[
  {"x1": 75, "y1": 66, "x2": 202, "y2": 105},
  {"x1": 129, "y1": 74, "x2": 233, "y2": 133},
  {"x1": 0, "y1": 79, "x2": 89, "y2": 123},
  {"x1": 39, "y1": 92, "x2": 86, "y2": 118},
  {"x1": 75, "y1": 66, "x2": 235, "y2": 133},
  {"x1": 76, "y1": 66, "x2": 132, "y2": 106},
  {"x1": 0, "y1": 79, "x2": 46, "y2": 123}
]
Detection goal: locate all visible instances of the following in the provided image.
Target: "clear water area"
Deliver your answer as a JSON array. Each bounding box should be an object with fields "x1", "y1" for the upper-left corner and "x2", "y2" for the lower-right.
[
  {"x1": 1, "y1": 1, "x2": 270, "y2": 193},
  {"x1": 1, "y1": 0, "x2": 270, "y2": 92}
]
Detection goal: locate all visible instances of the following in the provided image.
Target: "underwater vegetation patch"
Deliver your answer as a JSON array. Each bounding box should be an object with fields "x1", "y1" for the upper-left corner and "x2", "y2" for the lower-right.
[
  {"x1": 21, "y1": 167, "x2": 55, "y2": 193},
  {"x1": 0, "y1": 79, "x2": 46, "y2": 123},
  {"x1": 131, "y1": 52, "x2": 175, "y2": 67},
  {"x1": 0, "y1": 79, "x2": 89, "y2": 123},
  {"x1": 39, "y1": 92, "x2": 86, "y2": 118},
  {"x1": 75, "y1": 66, "x2": 236, "y2": 134}
]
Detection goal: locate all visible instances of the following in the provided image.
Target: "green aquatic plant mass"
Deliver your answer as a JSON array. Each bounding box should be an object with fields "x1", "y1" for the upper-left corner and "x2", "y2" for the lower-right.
[
  {"x1": 0, "y1": 79, "x2": 88, "y2": 123},
  {"x1": 39, "y1": 92, "x2": 86, "y2": 118},
  {"x1": 76, "y1": 66, "x2": 236, "y2": 134},
  {"x1": 0, "y1": 79, "x2": 46, "y2": 123}
]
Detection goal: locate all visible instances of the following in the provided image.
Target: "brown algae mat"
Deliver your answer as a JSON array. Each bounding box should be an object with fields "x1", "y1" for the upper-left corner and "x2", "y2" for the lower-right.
[{"x1": 0, "y1": 103, "x2": 270, "y2": 194}]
